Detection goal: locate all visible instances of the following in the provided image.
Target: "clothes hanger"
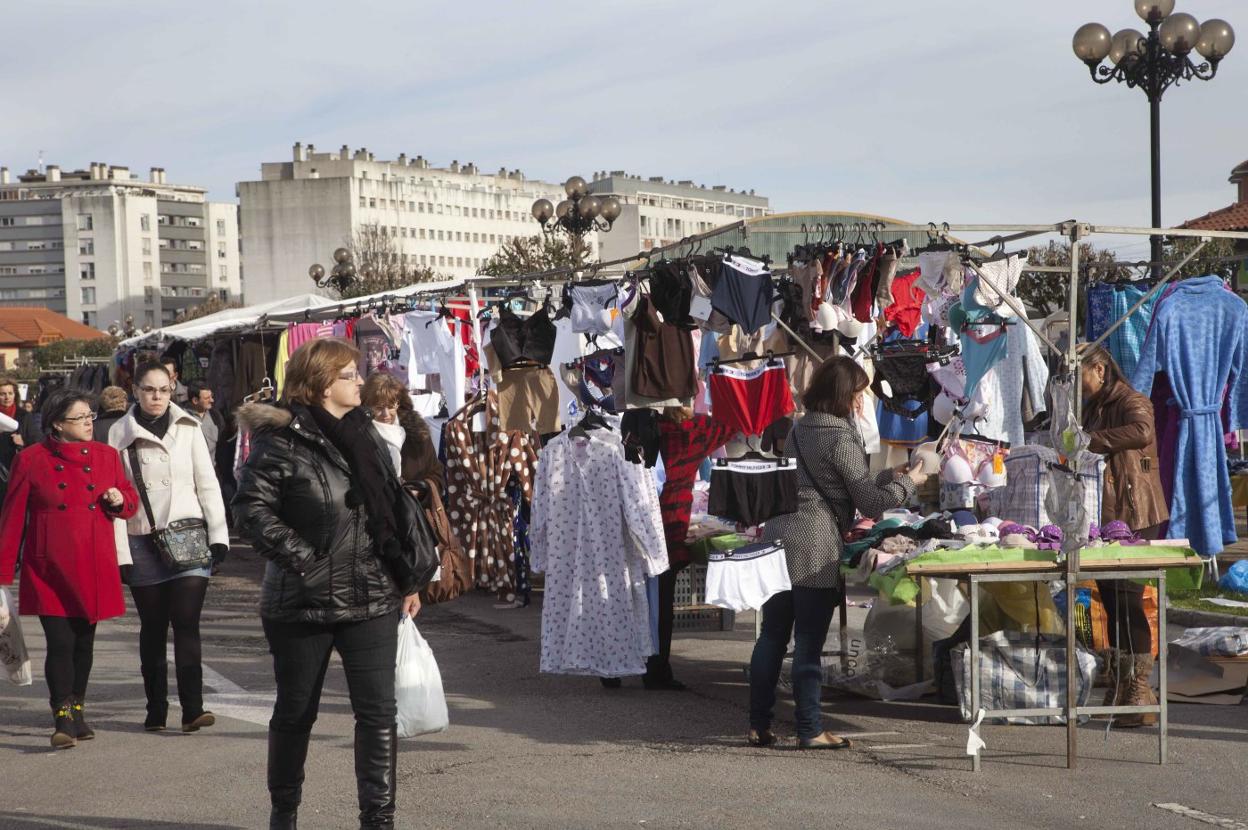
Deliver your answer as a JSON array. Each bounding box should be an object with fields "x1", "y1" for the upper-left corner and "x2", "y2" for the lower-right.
[{"x1": 710, "y1": 350, "x2": 796, "y2": 370}]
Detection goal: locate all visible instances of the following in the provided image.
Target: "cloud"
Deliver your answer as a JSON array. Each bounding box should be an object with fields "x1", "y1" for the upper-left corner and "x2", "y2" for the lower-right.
[{"x1": 2, "y1": 0, "x2": 1243, "y2": 248}]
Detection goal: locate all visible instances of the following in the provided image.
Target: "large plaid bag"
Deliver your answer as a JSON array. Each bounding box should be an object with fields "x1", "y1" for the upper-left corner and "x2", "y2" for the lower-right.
[
  {"x1": 953, "y1": 630, "x2": 1097, "y2": 725},
  {"x1": 1171, "y1": 627, "x2": 1248, "y2": 658}
]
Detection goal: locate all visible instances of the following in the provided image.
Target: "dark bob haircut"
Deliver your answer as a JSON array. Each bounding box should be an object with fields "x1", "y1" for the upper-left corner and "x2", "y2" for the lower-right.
[
  {"x1": 41, "y1": 389, "x2": 97, "y2": 435},
  {"x1": 802, "y1": 355, "x2": 870, "y2": 417},
  {"x1": 133, "y1": 360, "x2": 171, "y2": 387}
]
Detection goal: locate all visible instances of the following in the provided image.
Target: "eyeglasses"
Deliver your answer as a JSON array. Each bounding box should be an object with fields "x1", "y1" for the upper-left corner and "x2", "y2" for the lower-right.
[
  {"x1": 336, "y1": 372, "x2": 361, "y2": 382},
  {"x1": 62, "y1": 414, "x2": 97, "y2": 423},
  {"x1": 138, "y1": 385, "x2": 174, "y2": 396}
]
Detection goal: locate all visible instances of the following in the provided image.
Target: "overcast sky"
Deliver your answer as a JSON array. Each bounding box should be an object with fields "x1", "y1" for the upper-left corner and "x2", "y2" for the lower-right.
[{"x1": 4, "y1": 0, "x2": 1244, "y2": 259}]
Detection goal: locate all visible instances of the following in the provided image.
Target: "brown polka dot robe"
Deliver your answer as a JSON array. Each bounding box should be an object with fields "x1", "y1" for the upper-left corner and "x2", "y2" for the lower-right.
[{"x1": 443, "y1": 390, "x2": 537, "y2": 602}]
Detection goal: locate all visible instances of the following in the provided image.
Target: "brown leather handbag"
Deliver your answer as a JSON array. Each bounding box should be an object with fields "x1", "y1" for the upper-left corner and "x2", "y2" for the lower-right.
[{"x1": 414, "y1": 478, "x2": 472, "y2": 604}]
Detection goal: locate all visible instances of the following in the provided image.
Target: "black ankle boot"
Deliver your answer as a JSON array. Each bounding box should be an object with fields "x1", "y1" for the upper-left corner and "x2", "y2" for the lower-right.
[
  {"x1": 268, "y1": 728, "x2": 311, "y2": 830},
  {"x1": 355, "y1": 724, "x2": 397, "y2": 829},
  {"x1": 71, "y1": 696, "x2": 95, "y2": 740},
  {"x1": 176, "y1": 665, "x2": 215, "y2": 732},
  {"x1": 142, "y1": 664, "x2": 168, "y2": 731},
  {"x1": 51, "y1": 701, "x2": 77, "y2": 750}
]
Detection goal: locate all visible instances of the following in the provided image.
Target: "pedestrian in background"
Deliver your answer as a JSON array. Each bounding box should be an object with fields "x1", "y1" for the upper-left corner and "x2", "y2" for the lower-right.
[
  {"x1": 360, "y1": 373, "x2": 442, "y2": 489},
  {"x1": 0, "y1": 390, "x2": 138, "y2": 748},
  {"x1": 161, "y1": 357, "x2": 190, "y2": 406},
  {"x1": 109, "y1": 361, "x2": 229, "y2": 733},
  {"x1": 0, "y1": 376, "x2": 42, "y2": 470},
  {"x1": 93, "y1": 386, "x2": 130, "y2": 443},
  {"x1": 186, "y1": 383, "x2": 223, "y2": 461},
  {"x1": 233, "y1": 338, "x2": 423, "y2": 830}
]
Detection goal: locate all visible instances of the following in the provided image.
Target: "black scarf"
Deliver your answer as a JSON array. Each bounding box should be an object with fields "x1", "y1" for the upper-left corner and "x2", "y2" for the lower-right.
[
  {"x1": 134, "y1": 405, "x2": 172, "y2": 440},
  {"x1": 308, "y1": 405, "x2": 399, "y2": 552}
]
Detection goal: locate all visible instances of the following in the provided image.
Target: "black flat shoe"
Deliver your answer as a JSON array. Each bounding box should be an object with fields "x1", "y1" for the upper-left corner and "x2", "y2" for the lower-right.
[
  {"x1": 599, "y1": 677, "x2": 622, "y2": 689},
  {"x1": 181, "y1": 711, "x2": 216, "y2": 733},
  {"x1": 797, "y1": 731, "x2": 853, "y2": 751},
  {"x1": 747, "y1": 728, "x2": 776, "y2": 747}
]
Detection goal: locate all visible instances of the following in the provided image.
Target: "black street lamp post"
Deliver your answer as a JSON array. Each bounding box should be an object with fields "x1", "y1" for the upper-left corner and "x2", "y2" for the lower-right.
[
  {"x1": 531, "y1": 176, "x2": 622, "y2": 267},
  {"x1": 308, "y1": 247, "x2": 359, "y2": 293},
  {"x1": 1074, "y1": 1, "x2": 1235, "y2": 272}
]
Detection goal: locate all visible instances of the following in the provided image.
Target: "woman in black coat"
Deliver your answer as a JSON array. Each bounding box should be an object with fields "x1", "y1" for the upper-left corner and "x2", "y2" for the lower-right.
[{"x1": 233, "y1": 338, "x2": 427, "y2": 830}]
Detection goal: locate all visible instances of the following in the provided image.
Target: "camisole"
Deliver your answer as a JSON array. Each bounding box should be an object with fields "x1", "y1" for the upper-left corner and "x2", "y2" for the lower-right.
[{"x1": 490, "y1": 306, "x2": 557, "y2": 368}]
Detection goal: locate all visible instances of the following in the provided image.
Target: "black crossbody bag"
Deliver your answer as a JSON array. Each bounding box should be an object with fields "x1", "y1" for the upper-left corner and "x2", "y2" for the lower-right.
[{"x1": 128, "y1": 445, "x2": 211, "y2": 571}]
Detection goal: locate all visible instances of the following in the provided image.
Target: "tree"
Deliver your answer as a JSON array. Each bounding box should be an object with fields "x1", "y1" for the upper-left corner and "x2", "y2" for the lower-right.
[
  {"x1": 478, "y1": 235, "x2": 580, "y2": 277},
  {"x1": 1165, "y1": 236, "x2": 1242, "y2": 283},
  {"x1": 334, "y1": 223, "x2": 445, "y2": 299},
  {"x1": 174, "y1": 294, "x2": 244, "y2": 323},
  {"x1": 1015, "y1": 241, "x2": 1130, "y2": 320}
]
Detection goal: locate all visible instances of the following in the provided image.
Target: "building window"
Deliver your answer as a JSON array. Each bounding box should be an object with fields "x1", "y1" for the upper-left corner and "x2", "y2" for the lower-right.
[
  {"x1": 80, "y1": 262, "x2": 95, "y2": 281},
  {"x1": 144, "y1": 287, "x2": 155, "y2": 303},
  {"x1": 145, "y1": 310, "x2": 155, "y2": 327},
  {"x1": 0, "y1": 217, "x2": 14, "y2": 227},
  {"x1": 143, "y1": 261, "x2": 153, "y2": 281},
  {"x1": 219, "y1": 265, "x2": 228, "y2": 282},
  {"x1": 79, "y1": 239, "x2": 94, "y2": 255},
  {"x1": 369, "y1": 198, "x2": 376, "y2": 208},
  {"x1": 77, "y1": 213, "x2": 93, "y2": 231},
  {"x1": 186, "y1": 216, "x2": 201, "y2": 228},
  {"x1": 409, "y1": 201, "x2": 415, "y2": 211},
  {"x1": 438, "y1": 256, "x2": 446, "y2": 266},
  {"x1": 417, "y1": 203, "x2": 425, "y2": 213},
  {"x1": 216, "y1": 219, "x2": 226, "y2": 235},
  {"x1": 81, "y1": 286, "x2": 96, "y2": 305},
  {"x1": 142, "y1": 238, "x2": 152, "y2": 255},
  {"x1": 419, "y1": 229, "x2": 426, "y2": 239},
  {"x1": 359, "y1": 197, "x2": 367, "y2": 208},
  {"x1": 0, "y1": 266, "x2": 15, "y2": 275},
  {"x1": 400, "y1": 227, "x2": 407, "y2": 237},
  {"x1": 218, "y1": 242, "x2": 227, "y2": 259},
  {"x1": 419, "y1": 255, "x2": 426, "y2": 265},
  {"x1": 140, "y1": 214, "x2": 151, "y2": 231}
]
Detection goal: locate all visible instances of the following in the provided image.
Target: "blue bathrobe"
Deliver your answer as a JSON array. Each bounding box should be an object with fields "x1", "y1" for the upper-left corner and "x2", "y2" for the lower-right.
[{"x1": 1131, "y1": 275, "x2": 1248, "y2": 556}]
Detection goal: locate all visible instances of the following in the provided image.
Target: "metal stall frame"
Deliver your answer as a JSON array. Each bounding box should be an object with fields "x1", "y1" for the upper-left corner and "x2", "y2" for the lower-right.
[{"x1": 751, "y1": 219, "x2": 1248, "y2": 770}]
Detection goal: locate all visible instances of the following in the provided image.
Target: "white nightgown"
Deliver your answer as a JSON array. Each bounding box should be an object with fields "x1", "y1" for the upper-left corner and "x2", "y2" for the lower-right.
[{"x1": 530, "y1": 430, "x2": 669, "y2": 677}]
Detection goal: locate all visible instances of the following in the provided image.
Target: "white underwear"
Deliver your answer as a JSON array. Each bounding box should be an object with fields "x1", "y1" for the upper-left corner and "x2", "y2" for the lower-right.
[{"x1": 705, "y1": 541, "x2": 792, "y2": 612}]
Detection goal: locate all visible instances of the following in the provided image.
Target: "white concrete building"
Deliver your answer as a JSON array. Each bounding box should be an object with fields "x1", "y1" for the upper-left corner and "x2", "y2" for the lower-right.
[
  {"x1": 238, "y1": 143, "x2": 576, "y2": 304},
  {"x1": 0, "y1": 163, "x2": 241, "y2": 329},
  {"x1": 586, "y1": 171, "x2": 770, "y2": 262}
]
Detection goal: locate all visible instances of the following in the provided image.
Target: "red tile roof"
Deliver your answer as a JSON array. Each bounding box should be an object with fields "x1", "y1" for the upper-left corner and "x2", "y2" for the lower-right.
[
  {"x1": 1179, "y1": 201, "x2": 1248, "y2": 232},
  {"x1": 0, "y1": 308, "x2": 109, "y2": 347}
]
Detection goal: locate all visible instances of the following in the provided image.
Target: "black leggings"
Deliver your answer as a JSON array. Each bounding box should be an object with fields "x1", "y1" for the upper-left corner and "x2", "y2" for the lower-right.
[
  {"x1": 129, "y1": 577, "x2": 209, "y2": 673},
  {"x1": 39, "y1": 616, "x2": 97, "y2": 706},
  {"x1": 1097, "y1": 580, "x2": 1151, "y2": 653}
]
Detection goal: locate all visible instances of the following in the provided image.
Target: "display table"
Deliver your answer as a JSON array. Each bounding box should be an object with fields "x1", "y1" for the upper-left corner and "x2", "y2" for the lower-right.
[{"x1": 898, "y1": 549, "x2": 1196, "y2": 771}]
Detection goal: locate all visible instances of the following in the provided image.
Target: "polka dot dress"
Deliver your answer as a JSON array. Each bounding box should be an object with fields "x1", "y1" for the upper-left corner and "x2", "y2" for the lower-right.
[
  {"x1": 444, "y1": 390, "x2": 537, "y2": 602},
  {"x1": 529, "y1": 431, "x2": 670, "y2": 677}
]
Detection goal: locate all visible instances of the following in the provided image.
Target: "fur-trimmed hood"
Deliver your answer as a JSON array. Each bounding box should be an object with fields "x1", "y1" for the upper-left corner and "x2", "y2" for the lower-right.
[{"x1": 235, "y1": 401, "x2": 294, "y2": 433}]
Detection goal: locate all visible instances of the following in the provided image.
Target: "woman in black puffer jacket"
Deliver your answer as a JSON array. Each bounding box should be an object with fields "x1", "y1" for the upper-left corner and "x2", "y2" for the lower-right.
[{"x1": 233, "y1": 338, "x2": 425, "y2": 830}]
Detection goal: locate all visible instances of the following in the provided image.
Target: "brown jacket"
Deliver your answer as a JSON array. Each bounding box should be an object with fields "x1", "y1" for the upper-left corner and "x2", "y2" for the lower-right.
[{"x1": 1083, "y1": 379, "x2": 1169, "y2": 532}]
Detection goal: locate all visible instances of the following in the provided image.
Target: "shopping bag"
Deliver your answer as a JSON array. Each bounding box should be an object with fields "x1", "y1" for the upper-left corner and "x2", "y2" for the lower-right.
[
  {"x1": 395, "y1": 616, "x2": 448, "y2": 737},
  {"x1": 0, "y1": 587, "x2": 33, "y2": 686}
]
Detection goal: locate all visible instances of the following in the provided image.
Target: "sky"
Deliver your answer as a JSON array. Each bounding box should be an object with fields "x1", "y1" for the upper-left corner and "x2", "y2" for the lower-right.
[{"x1": 3, "y1": 0, "x2": 1245, "y2": 261}]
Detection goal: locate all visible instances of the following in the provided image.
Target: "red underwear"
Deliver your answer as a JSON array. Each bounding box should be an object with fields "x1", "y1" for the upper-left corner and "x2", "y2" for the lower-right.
[{"x1": 709, "y1": 362, "x2": 795, "y2": 437}]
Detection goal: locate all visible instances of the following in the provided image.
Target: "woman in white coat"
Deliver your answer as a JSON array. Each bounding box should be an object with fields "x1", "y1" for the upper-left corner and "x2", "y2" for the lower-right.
[{"x1": 110, "y1": 361, "x2": 229, "y2": 733}]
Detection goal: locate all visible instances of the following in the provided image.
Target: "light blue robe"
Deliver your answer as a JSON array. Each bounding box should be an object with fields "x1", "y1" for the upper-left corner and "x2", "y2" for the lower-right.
[{"x1": 1132, "y1": 276, "x2": 1248, "y2": 556}]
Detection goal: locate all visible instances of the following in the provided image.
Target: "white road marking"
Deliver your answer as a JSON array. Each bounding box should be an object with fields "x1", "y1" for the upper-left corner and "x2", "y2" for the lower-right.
[
  {"x1": 164, "y1": 646, "x2": 273, "y2": 726},
  {"x1": 836, "y1": 731, "x2": 902, "y2": 738},
  {"x1": 0, "y1": 816, "x2": 107, "y2": 829},
  {"x1": 1153, "y1": 803, "x2": 1248, "y2": 829},
  {"x1": 868, "y1": 744, "x2": 935, "y2": 751}
]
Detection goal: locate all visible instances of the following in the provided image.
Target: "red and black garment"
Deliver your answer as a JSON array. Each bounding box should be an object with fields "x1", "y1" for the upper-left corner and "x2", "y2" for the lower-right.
[{"x1": 657, "y1": 415, "x2": 735, "y2": 568}]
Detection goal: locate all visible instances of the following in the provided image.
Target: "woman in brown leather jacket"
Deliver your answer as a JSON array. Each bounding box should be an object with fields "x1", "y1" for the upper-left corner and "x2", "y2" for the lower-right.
[{"x1": 1081, "y1": 344, "x2": 1169, "y2": 726}]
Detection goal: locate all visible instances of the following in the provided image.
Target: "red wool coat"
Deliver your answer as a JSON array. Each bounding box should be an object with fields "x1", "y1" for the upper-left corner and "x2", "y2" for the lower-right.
[{"x1": 0, "y1": 439, "x2": 140, "y2": 623}]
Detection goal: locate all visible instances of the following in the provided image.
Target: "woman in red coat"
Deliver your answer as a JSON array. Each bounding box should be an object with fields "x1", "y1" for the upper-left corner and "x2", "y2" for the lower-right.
[{"x1": 0, "y1": 390, "x2": 139, "y2": 749}]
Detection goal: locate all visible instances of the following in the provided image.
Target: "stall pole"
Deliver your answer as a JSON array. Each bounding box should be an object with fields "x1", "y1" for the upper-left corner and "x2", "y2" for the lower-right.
[
  {"x1": 1158, "y1": 569, "x2": 1168, "y2": 765},
  {"x1": 1064, "y1": 223, "x2": 1083, "y2": 770},
  {"x1": 466, "y1": 282, "x2": 488, "y2": 395},
  {"x1": 969, "y1": 575, "x2": 982, "y2": 772}
]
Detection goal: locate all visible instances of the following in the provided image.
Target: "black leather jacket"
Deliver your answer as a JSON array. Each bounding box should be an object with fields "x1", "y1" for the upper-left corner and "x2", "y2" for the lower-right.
[{"x1": 232, "y1": 401, "x2": 404, "y2": 624}]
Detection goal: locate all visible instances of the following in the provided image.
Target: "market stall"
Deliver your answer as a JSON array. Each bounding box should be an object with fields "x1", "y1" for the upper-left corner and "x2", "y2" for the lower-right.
[{"x1": 120, "y1": 216, "x2": 1248, "y2": 770}]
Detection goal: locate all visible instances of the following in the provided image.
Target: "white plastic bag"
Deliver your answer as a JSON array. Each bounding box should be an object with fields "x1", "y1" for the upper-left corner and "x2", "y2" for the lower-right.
[
  {"x1": 395, "y1": 616, "x2": 448, "y2": 737},
  {"x1": 0, "y1": 587, "x2": 33, "y2": 686}
]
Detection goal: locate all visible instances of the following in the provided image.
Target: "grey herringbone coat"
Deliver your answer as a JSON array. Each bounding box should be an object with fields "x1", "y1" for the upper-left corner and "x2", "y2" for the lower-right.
[{"x1": 762, "y1": 412, "x2": 915, "y2": 588}]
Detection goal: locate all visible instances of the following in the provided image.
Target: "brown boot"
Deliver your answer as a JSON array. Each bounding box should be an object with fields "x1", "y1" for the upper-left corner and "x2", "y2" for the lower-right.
[
  {"x1": 1116, "y1": 653, "x2": 1158, "y2": 728},
  {"x1": 1098, "y1": 649, "x2": 1123, "y2": 709}
]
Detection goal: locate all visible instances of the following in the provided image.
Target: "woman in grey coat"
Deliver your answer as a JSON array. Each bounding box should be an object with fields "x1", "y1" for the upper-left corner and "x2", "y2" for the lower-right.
[{"x1": 748, "y1": 356, "x2": 928, "y2": 749}]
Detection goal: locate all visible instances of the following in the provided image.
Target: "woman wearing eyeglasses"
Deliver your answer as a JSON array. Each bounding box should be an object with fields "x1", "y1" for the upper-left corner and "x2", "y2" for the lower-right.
[
  {"x1": 233, "y1": 338, "x2": 427, "y2": 830},
  {"x1": 108, "y1": 361, "x2": 229, "y2": 733},
  {"x1": 0, "y1": 390, "x2": 139, "y2": 748}
]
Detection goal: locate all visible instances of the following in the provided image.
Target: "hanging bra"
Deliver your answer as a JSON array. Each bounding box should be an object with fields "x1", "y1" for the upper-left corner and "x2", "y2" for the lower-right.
[
  {"x1": 567, "y1": 282, "x2": 619, "y2": 335},
  {"x1": 939, "y1": 442, "x2": 1006, "y2": 488},
  {"x1": 491, "y1": 306, "x2": 557, "y2": 368}
]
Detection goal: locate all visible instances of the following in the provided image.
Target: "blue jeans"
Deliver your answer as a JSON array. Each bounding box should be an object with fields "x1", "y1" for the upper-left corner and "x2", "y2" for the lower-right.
[{"x1": 748, "y1": 586, "x2": 841, "y2": 740}]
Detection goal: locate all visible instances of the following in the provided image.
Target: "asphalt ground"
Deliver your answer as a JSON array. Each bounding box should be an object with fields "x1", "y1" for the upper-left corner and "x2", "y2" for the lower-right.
[{"x1": 1, "y1": 547, "x2": 1246, "y2": 830}]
